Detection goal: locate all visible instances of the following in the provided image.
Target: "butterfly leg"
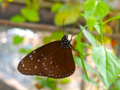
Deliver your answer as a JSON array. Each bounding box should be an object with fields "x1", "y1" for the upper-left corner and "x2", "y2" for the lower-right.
[{"x1": 70, "y1": 45, "x2": 82, "y2": 56}]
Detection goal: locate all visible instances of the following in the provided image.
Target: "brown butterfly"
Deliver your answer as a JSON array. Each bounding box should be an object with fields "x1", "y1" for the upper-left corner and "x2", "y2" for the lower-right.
[{"x1": 18, "y1": 35, "x2": 75, "y2": 79}]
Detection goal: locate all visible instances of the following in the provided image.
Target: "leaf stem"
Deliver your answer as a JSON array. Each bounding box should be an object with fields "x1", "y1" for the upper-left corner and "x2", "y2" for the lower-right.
[{"x1": 100, "y1": 20, "x2": 103, "y2": 45}]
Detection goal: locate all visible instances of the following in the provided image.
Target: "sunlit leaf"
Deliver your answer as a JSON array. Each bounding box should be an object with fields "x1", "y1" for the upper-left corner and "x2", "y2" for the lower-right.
[
  {"x1": 84, "y1": 0, "x2": 109, "y2": 20},
  {"x1": 92, "y1": 46, "x2": 120, "y2": 87},
  {"x1": 10, "y1": 15, "x2": 26, "y2": 23},
  {"x1": 54, "y1": 3, "x2": 81, "y2": 26},
  {"x1": 54, "y1": 11, "x2": 79, "y2": 26}
]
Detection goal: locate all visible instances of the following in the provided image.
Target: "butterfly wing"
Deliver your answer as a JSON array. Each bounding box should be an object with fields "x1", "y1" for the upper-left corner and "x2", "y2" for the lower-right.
[{"x1": 18, "y1": 41, "x2": 75, "y2": 79}]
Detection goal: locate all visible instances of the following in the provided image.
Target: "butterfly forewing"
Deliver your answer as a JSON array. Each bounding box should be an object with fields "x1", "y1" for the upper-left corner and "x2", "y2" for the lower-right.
[{"x1": 18, "y1": 41, "x2": 60, "y2": 76}]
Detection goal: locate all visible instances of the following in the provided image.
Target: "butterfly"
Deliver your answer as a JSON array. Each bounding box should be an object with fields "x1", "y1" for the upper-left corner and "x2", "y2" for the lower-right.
[{"x1": 18, "y1": 35, "x2": 75, "y2": 79}]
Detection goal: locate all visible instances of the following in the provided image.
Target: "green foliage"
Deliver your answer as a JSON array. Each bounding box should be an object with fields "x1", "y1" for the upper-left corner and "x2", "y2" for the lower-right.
[
  {"x1": 94, "y1": 25, "x2": 100, "y2": 34},
  {"x1": 21, "y1": 7, "x2": 40, "y2": 22},
  {"x1": 103, "y1": 15, "x2": 120, "y2": 24},
  {"x1": 80, "y1": 75, "x2": 101, "y2": 88},
  {"x1": 43, "y1": 31, "x2": 63, "y2": 44},
  {"x1": 51, "y1": 3, "x2": 63, "y2": 13},
  {"x1": 76, "y1": 26, "x2": 89, "y2": 81},
  {"x1": 13, "y1": 35, "x2": 24, "y2": 45},
  {"x1": 26, "y1": 0, "x2": 40, "y2": 10},
  {"x1": 52, "y1": 3, "x2": 82, "y2": 26},
  {"x1": 19, "y1": 48, "x2": 33, "y2": 54},
  {"x1": 74, "y1": 56, "x2": 105, "y2": 86},
  {"x1": 92, "y1": 46, "x2": 120, "y2": 87},
  {"x1": 10, "y1": 0, "x2": 40, "y2": 23},
  {"x1": 10, "y1": 15, "x2": 26, "y2": 23},
  {"x1": 59, "y1": 78, "x2": 70, "y2": 84},
  {"x1": 83, "y1": 0, "x2": 109, "y2": 30},
  {"x1": 35, "y1": 77, "x2": 70, "y2": 90},
  {"x1": 82, "y1": 26, "x2": 99, "y2": 47},
  {"x1": 112, "y1": 79, "x2": 120, "y2": 90}
]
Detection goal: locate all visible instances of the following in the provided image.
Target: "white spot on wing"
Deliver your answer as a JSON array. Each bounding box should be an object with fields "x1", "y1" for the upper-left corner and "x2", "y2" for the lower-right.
[
  {"x1": 22, "y1": 64, "x2": 24, "y2": 67},
  {"x1": 31, "y1": 58, "x2": 33, "y2": 60},
  {"x1": 33, "y1": 51, "x2": 36, "y2": 53},
  {"x1": 29, "y1": 55, "x2": 32, "y2": 58},
  {"x1": 50, "y1": 60, "x2": 53, "y2": 65},
  {"x1": 41, "y1": 54, "x2": 43, "y2": 56},
  {"x1": 38, "y1": 59, "x2": 40, "y2": 62},
  {"x1": 35, "y1": 66, "x2": 37, "y2": 69}
]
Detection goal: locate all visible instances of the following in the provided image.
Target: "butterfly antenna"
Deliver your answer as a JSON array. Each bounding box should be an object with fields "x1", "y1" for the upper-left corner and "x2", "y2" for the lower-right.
[{"x1": 70, "y1": 25, "x2": 86, "y2": 42}]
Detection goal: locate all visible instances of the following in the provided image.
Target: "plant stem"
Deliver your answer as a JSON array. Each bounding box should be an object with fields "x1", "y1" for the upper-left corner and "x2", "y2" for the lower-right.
[{"x1": 100, "y1": 20, "x2": 103, "y2": 45}]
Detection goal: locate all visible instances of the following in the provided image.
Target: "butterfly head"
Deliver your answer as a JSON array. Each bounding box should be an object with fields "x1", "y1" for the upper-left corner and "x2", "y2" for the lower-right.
[{"x1": 61, "y1": 35, "x2": 71, "y2": 49}]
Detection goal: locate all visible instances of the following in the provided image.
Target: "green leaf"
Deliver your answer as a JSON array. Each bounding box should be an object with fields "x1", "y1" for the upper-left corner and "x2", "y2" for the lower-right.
[
  {"x1": 86, "y1": 17, "x2": 96, "y2": 31},
  {"x1": 82, "y1": 26, "x2": 99, "y2": 47},
  {"x1": 43, "y1": 31, "x2": 63, "y2": 44},
  {"x1": 10, "y1": 15, "x2": 26, "y2": 23},
  {"x1": 51, "y1": 3, "x2": 63, "y2": 13},
  {"x1": 59, "y1": 78, "x2": 70, "y2": 84},
  {"x1": 19, "y1": 48, "x2": 33, "y2": 54},
  {"x1": 94, "y1": 25, "x2": 100, "y2": 34},
  {"x1": 92, "y1": 46, "x2": 120, "y2": 87},
  {"x1": 43, "y1": 36, "x2": 52, "y2": 44},
  {"x1": 54, "y1": 11, "x2": 79, "y2": 26},
  {"x1": 21, "y1": 7, "x2": 40, "y2": 22},
  {"x1": 80, "y1": 75, "x2": 101, "y2": 87},
  {"x1": 35, "y1": 77, "x2": 47, "y2": 87},
  {"x1": 13, "y1": 35, "x2": 24, "y2": 45},
  {"x1": 74, "y1": 55, "x2": 105, "y2": 85},
  {"x1": 113, "y1": 79, "x2": 120, "y2": 90},
  {"x1": 53, "y1": 3, "x2": 82, "y2": 26},
  {"x1": 103, "y1": 15, "x2": 120, "y2": 25},
  {"x1": 46, "y1": 78, "x2": 56, "y2": 89},
  {"x1": 84, "y1": 0, "x2": 109, "y2": 20}
]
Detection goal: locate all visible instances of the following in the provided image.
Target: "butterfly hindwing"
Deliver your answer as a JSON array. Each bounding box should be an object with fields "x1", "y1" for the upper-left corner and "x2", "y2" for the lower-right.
[{"x1": 39, "y1": 43, "x2": 75, "y2": 78}]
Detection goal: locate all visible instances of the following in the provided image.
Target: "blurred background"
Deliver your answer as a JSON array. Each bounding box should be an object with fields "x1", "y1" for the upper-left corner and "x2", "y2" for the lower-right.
[{"x1": 0, "y1": 0, "x2": 120, "y2": 90}]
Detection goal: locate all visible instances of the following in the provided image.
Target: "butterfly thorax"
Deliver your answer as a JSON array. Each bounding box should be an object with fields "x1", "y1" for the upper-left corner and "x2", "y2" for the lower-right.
[{"x1": 60, "y1": 35, "x2": 71, "y2": 49}]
